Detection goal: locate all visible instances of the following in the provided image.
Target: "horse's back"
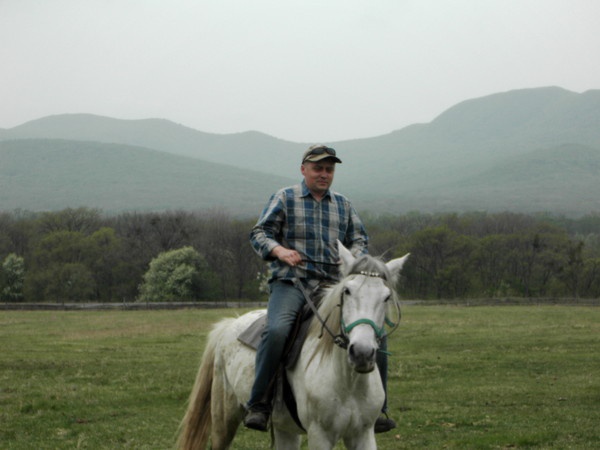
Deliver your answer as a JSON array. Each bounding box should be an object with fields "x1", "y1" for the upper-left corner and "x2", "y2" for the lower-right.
[
  {"x1": 211, "y1": 309, "x2": 265, "y2": 343},
  {"x1": 211, "y1": 309, "x2": 265, "y2": 403}
]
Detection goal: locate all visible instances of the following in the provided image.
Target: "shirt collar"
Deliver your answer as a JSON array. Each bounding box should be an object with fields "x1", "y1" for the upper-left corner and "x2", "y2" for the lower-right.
[{"x1": 301, "y1": 180, "x2": 332, "y2": 201}]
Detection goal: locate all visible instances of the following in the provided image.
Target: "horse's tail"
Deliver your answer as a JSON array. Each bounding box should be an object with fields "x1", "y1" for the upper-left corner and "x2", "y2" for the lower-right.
[{"x1": 177, "y1": 332, "x2": 217, "y2": 450}]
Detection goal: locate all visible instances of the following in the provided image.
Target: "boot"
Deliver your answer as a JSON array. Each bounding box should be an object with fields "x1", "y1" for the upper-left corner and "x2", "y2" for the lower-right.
[{"x1": 244, "y1": 409, "x2": 270, "y2": 432}]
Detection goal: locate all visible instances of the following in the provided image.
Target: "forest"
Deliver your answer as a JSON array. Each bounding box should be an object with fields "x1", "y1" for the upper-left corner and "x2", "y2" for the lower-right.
[{"x1": 1, "y1": 207, "x2": 599, "y2": 302}]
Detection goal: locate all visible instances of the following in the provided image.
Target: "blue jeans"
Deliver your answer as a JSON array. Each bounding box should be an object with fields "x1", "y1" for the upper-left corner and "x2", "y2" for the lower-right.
[
  {"x1": 247, "y1": 279, "x2": 390, "y2": 414},
  {"x1": 247, "y1": 280, "x2": 305, "y2": 412},
  {"x1": 377, "y1": 335, "x2": 389, "y2": 412}
]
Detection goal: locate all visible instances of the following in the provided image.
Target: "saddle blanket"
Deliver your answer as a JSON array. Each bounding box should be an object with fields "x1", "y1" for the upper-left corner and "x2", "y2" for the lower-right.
[
  {"x1": 237, "y1": 307, "x2": 315, "y2": 369},
  {"x1": 237, "y1": 313, "x2": 266, "y2": 350}
]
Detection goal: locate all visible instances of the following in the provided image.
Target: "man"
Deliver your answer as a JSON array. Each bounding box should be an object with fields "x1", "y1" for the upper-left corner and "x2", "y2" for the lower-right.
[{"x1": 245, "y1": 144, "x2": 396, "y2": 433}]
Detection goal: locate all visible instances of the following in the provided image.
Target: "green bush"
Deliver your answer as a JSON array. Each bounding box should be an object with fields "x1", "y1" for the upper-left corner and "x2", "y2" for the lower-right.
[
  {"x1": 1, "y1": 253, "x2": 25, "y2": 302},
  {"x1": 138, "y1": 246, "x2": 214, "y2": 301}
]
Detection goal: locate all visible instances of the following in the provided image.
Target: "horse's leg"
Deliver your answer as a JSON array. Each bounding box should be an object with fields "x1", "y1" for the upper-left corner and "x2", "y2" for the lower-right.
[
  {"x1": 306, "y1": 425, "x2": 337, "y2": 450},
  {"x1": 343, "y1": 431, "x2": 377, "y2": 450},
  {"x1": 273, "y1": 428, "x2": 301, "y2": 450}
]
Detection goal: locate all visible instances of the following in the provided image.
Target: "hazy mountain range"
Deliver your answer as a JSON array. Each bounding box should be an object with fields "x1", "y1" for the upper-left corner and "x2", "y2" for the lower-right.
[{"x1": 1, "y1": 86, "x2": 599, "y2": 217}]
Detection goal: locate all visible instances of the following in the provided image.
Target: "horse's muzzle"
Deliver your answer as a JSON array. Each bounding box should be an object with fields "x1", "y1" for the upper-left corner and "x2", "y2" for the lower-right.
[{"x1": 348, "y1": 342, "x2": 377, "y2": 373}]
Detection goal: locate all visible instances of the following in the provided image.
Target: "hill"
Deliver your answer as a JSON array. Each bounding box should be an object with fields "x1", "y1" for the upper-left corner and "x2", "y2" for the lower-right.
[
  {"x1": 1, "y1": 86, "x2": 599, "y2": 215},
  {"x1": 0, "y1": 139, "x2": 294, "y2": 215},
  {"x1": 0, "y1": 114, "x2": 307, "y2": 174},
  {"x1": 376, "y1": 143, "x2": 600, "y2": 215},
  {"x1": 333, "y1": 87, "x2": 600, "y2": 192}
]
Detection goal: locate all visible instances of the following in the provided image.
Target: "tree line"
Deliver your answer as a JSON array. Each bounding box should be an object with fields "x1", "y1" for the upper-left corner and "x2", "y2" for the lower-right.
[{"x1": 1, "y1": 207, "x2": 599, "y2": 303}]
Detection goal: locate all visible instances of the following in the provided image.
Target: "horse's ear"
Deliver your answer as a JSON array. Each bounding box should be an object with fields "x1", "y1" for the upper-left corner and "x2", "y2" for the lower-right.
[
  {"x1": 337, "y1": 240, "x2": 355, "y2": 276},
  {"x1": 386, "y1": 253, "x2": 410, "y2": 284}
]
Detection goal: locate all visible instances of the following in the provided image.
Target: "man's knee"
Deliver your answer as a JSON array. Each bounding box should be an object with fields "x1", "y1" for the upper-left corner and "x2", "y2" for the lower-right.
[{"x1": 265, "y1": 322, "x2": 294, "y2": 342}]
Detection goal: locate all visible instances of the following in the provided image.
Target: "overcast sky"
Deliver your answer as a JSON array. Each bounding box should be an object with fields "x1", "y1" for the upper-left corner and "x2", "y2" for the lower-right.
[{"x1": 1, "y1": 0, "x2": 599, "y2": 142}]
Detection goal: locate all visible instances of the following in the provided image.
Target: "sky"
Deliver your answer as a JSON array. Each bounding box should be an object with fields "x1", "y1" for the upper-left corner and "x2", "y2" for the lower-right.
[{"x1": 1, "y1": 0, "x2": 599, "y2": 143}]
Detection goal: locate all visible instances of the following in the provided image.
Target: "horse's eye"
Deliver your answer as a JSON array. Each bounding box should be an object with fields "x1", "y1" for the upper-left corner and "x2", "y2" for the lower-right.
[
  {"x1": 384, "y1": 295, "x2": 391, "y2": 303},
  {"x1": 343, "y1": 287, "x2": 351, "y2": 296}
]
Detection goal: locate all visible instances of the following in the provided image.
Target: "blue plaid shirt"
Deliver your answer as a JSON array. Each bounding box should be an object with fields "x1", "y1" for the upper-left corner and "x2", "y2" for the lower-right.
[{"x1": 250, "y1": 180, "x2": 368, "y2": 284}]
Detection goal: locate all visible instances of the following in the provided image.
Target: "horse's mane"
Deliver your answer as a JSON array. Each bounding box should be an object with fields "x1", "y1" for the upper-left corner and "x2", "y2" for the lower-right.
[{"x1": 305, "y1": 254, "x2": 400, "y2": 362}]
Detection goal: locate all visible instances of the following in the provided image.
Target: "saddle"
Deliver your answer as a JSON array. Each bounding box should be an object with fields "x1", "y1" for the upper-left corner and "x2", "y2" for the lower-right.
[{"x1": 237, "y1": 301, "x2": 316, "y2": 369}]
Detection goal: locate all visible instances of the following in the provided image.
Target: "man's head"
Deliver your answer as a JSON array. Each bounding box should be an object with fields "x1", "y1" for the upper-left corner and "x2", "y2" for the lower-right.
[{"x1": 301, "y1": 145, "x2": 340, "y2": 199}]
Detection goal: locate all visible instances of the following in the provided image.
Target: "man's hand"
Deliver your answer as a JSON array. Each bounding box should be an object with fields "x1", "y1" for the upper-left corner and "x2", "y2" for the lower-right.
[{"x1": 271, "y1": 246, "x2": 302, "y2": 267}]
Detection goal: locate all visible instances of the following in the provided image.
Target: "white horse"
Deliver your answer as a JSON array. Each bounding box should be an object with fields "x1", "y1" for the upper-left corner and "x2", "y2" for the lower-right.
[{"x1": 178, "y1": 241, "x2": 409, "y2": 450}]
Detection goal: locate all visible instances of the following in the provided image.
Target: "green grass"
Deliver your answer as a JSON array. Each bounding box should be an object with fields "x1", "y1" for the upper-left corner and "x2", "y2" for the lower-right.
[{"x1": 0, "y1": 306, "x2": 598, "y2": 449}]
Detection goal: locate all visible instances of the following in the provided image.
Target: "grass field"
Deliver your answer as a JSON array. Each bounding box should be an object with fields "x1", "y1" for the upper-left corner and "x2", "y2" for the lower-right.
[{"x1": 1, "y1": 305, "x2": 598, "y2": 449}]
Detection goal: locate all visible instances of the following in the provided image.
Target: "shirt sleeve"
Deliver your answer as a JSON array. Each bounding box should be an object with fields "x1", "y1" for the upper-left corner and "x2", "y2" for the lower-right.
[
  {"x1": 343, "y1": 202, "x2": 369, "y2": 257},
  {"x1": 249, "y1": 190, "x2": 286, "y2": 260}
]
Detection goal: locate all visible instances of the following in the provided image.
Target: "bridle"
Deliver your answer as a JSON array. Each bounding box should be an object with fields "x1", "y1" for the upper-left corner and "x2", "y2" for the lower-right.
[
  {"x1": 337, "y1": 270, "x2": 401, "y2": 351},
  {"x1": 294, "y1": 269, "x2": 401, "y2": 351}
]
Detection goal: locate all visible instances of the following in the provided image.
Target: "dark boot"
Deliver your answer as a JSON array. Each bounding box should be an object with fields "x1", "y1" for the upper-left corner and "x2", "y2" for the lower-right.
[
  {"x1": 244, "y1": 409, "x2": 270, "y2": 432},
  {"x1": 374, "y1": 412, "x2": 397, "y2": 433}
]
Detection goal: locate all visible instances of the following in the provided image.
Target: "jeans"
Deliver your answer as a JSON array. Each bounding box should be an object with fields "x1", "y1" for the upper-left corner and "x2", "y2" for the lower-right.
[
  {"x1": 247, "y1": 279, "x2": 390, "y2": 414},
  {"x1": 247, "y1": 280, "x2": 305, "y2": 412},
  {"x1": 377, "y1": 335, "x2": 389, "y2": 413}
]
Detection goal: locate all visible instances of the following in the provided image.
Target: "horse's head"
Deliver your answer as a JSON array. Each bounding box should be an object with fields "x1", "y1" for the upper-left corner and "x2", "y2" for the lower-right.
[{"x1": 336, "y1": 240, "x2": 409, "y2": 373}]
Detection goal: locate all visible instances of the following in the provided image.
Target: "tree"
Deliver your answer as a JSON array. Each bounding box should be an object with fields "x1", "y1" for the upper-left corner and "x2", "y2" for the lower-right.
[
  {"x1": 0, "y1": 207, "x2": 598, "y2": 302},
  {"x1": 470, "y1": 235, "x2": 513, "y2": 297},
  {"x1": 36, "y1": 207, "x2": 101, "y2": 234},
  {"x1": 1, "y1": 253, "x2": 25, "y2": 302},
  {"x1": 500, "y1": 225, "x2": 571, "y2": 297},
  {"x1": 138, "y1": 246, "x2": 214, "y2": 302},
  {"x1": 24, "y1": 230, "x2": 97, "y2": 301},
  {"x1": 0, "y1": 210, "x2": 36, "y2": 256},
  {"x1": 196, "y1": 216, "x2": 263, "y2": 299},
  {"x1": 580, "y1": 258, "x2": 600, "y2": 298},
  {"x1": 43, "y1": 263, "x2": 96, "y2": 303},
  {"x1": 405, "y1": 225, "x2": 474, "y2": 298},
  {"x1": 87, "y1": 227, "x2": 126, "y2": 301}
]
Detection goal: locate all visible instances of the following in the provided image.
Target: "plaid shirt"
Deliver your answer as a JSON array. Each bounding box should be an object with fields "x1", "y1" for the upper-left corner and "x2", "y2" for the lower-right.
[{"x1": 250, "y1": 180, "x2": 368, "y2": 284}]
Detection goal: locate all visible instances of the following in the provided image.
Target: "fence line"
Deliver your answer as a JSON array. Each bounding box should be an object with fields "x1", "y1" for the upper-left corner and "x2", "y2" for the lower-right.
[
  {"x1": 0, "y1": 301, "x2": 267, "y2": 311},
  {"x1": 1, "y1": 298, "x2": 598, "y2": 311}
]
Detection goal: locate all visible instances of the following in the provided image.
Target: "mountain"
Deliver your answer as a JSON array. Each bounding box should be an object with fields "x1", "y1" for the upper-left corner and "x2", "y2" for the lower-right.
[
  {"x1": 377, "y1": 143, "x2": 600, "y2": 216},
  {"x1": 1, "y1": 86, "x2": 599, "y2": 215},
  {"x1": 0, "y1": 114, "x2": 307, "y2": 176},
  {"x1": 333, "y1": 87, "x2": 600, "y2": 191},
  {"x1": 0, "y1": 139, "x2": 294, "y2": 215}
]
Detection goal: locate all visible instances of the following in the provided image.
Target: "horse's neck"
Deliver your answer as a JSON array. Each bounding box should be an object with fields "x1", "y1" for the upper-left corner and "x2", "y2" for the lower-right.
[
  {"x1": 303, "y1": 335, "x2": 369, "y2": 388},
  {"x1": 296, "y1": 336, "x2": 383, "y2": 422}
]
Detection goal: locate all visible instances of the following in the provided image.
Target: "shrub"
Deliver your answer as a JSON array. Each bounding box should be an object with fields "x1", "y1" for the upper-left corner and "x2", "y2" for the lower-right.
[
  {"x1": 1, "y1": 253, "x2": 25, "y2": 302},
  {"x1": 138, "y1": 246, "x2": 213, "y2": 302}
]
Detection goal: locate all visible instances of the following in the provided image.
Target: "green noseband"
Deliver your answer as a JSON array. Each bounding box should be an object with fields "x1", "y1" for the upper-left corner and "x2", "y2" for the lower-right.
[
  {"x1": 342, "y1": 318, "x2": 385, "y2": 338},
  {"x1": 335, "y1": 269, "x2": 401, "y2": 351}
]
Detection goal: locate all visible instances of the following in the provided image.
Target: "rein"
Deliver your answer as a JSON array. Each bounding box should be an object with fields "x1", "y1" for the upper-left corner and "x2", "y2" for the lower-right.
[
  {"x1": 294, "y1": 258, "x2": 350, "y2": 348},
  {"x1": 293, "y1": 278, "x2": 349, "y2": 349}
]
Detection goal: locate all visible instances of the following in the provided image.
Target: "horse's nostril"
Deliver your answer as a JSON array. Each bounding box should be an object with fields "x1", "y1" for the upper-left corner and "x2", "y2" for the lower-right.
[{"x1": 348, "y1": 344, "x2": 355, "y2": 357}]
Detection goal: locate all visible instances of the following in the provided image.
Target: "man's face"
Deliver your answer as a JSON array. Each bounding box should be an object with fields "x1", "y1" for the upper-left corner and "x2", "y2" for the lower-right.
[{"x1": 301, "y1": 160, "x2": 336, "y2": 196}]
